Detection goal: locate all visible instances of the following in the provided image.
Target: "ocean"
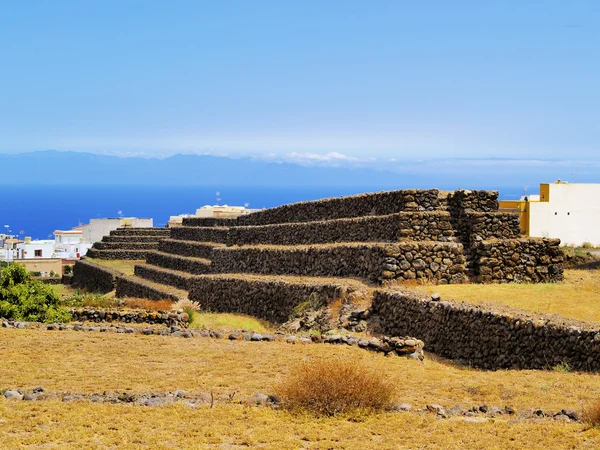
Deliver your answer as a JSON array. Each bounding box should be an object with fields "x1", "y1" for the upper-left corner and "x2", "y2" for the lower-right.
[{"x1": 0, "y1": 185, "x2": 530, "y2": 240}]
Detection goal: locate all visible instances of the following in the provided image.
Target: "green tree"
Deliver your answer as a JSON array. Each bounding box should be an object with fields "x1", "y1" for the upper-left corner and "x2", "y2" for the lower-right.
[{"x1": 0, "y1": 264, "x2": 70, "y2": 323}]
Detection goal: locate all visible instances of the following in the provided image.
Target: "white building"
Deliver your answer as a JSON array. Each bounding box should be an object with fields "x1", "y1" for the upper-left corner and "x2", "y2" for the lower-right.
[
  {"x1": 168, "y1": 205, "x2": 260, "y2": 227},
  {"x1": 81, "y1": 217, "x2": 153, "y2": 243},
  {"x1": 500, "y1": 181, "x2": 600, "y2": 247},
  {"x1": 53, "y1": 230, "x2": 93, "y2": 259},
  {"x1": 16, "y1": 238, "x2": 55, "y2": 259}
]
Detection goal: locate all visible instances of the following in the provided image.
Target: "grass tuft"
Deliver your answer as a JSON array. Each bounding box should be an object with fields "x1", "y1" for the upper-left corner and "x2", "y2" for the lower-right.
[
  {"x1": 583, "y1": 401, "x2": 600, "y2": 427},
  {"x1": 275, "y1": 358, "x2": 395, "y2": 416}
]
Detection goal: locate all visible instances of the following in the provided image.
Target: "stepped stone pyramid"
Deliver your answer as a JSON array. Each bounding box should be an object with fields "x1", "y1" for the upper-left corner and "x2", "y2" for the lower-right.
[
  {"x1": 115, "y1": 189, "x2": 564, "y2": 323},
  {"x1": 87, "y1": 228, "x2": 171, "y2": 260}
]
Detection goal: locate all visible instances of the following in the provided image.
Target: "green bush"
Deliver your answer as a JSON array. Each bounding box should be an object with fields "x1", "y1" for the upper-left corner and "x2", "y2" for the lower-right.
[
  {"x1": 0, "y1": 264, "x2": 70, "y2": 323},
  {"x1": 63, "y1": 265, "x2": 73, "y2": 275}
]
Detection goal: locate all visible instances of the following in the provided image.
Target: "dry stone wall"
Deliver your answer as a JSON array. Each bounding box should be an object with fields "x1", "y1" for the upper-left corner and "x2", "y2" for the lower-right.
[
  {"x1": 116, "y1": 276, "x2": 183, "y2": 301},
  {"x1": 188, "y1": 275, "x2": 360, "y2": 323},
  {"x1": 146, "y1": 251, "x2": 212, "y2": 275},
  {"x1": 213, "y1": 242, "x2": 465, "y2": 283},
  {"x1": 134, "y1": 265, "x2": 191, "y2": 290},
  {"x1": 238, "y1": 189, "x2": 443, "y2": 226},
  {"x1": 86, "y1": 249, "x2": 151, "y2": 260},
  {"x1": 372, "y1": 290, "x2": 600, "y2": 371},
  {"x1": 93, "y1": 242, "x2": 160, "y2": 250},
  {"x1": 227, "y1": 212, "x2": 454, "y2": 246},
  {"x1": 169, "y1": 226, "x2": 229, "y2": 243},
  {"x1": 180, "y1": 217, "x2": 237, "y2": 227},
  {"x1": 109, "y1": 228, "x2": 170, "y2": 236},
  {"x1": 473, "y1": 238, "x2": 564, "y2": 283},
  {"x1": 158, "y1": 239, "x2": 221, "y2": 259},
  {"x1": 68, "y1": 308, "x2": 188, "y2": 326},
  {"x1": 71, "y1": 260, "x2": 118, "y2": 293}
]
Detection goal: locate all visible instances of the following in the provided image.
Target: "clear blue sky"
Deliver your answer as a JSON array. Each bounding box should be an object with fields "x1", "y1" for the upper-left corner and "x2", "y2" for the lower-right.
[{"x1": 1, "y1": 1, "x2": 598, "y2": 162}]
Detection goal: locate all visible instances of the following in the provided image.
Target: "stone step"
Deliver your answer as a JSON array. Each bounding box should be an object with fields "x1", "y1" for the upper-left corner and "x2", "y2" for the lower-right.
[
  {"x1": 228, "y1": 212, "x2": 455, "y2": 246},
  {"x1": 169, "y1": 226, "x2": 229, "y2": 243},
  {"x1": 116, "y1": 275, "x2": 188, "y2": 302},
  {"x1": 158, "y1": 239, "x2": 225, "y2": 259},
  {"x1": 187, "y1": 273, "x2": 370, "y2": 324},
  {"x1": 85, "y1": 248, "x2": 151, "y2": 260},
  {"x1": 146, "y1": 251, "x2": 213, "y2": 275},
  {"x1": 236, "y1": 189, "x2": 444, "y2": 226},
  {"x1": 102, "y1": 236, "x2": 164, "y2": 243},
  {"x1": 212, "y1": 241, "x2": 467, "y2": 284},
  {"x1": 134, "y1": 264, "x2": 194, "y2": 291},
  {"x1": 109, "y1": 228, "x2": 171, "y2": 237},
  {"x1": 93, "y1": 241, "x2": 160, "y2": 250}
]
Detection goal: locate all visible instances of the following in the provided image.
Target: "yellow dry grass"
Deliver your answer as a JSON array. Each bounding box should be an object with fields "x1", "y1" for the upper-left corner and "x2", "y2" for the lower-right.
[
  {"x1": 1, "y1": 401, "x2": 600, "y2": 449},
  {"x1": 1, "y1": 329, "x2": 600, "y2": 448},
  {"x1": 190, "y1": 312, "x2": 272, "y2": 332},
  {"x1": 84, "y1": 258, "x2": 144, "y2": 276},
  {"x1": 422, "y1": 270, "x2": 600, "y2": 323},
  {"x1": 1, "y1": 328, "x2": 599, "y2": 411}
]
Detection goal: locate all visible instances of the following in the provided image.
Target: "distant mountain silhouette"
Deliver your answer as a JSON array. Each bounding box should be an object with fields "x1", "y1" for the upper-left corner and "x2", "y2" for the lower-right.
[{"x1": 0, "y1": 151, "x2": 417, "y2": 187}]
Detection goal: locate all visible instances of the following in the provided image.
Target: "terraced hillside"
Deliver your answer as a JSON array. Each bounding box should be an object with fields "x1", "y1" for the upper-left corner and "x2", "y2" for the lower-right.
[
  {"x1": 86, "y1": 227, "x2": 171, "y2": 260},
  {"x1": 114, "y1": 189, "x2": 564, "y2": 319}
]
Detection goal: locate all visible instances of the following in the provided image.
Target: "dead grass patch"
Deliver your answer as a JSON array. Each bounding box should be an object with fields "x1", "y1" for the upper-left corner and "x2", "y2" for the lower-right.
[
  {"x1": 421, "y1": 270, "x2": 600, "y2": 323},
  {"x1": 122, "y1": 298, "x2": 174, "y2": 311},
  {"x1": 84, "y1": 258, "x2": 143, "y2": 276},
  {"x1": 1, "y1": 328, "x2": 600, "y2": 413},
  {"x1": 1, "y1": 401, "x2": 599, "y2": 449},
  {"x1": 583, "y1": 400, "x2": 600, "y2": 427}
]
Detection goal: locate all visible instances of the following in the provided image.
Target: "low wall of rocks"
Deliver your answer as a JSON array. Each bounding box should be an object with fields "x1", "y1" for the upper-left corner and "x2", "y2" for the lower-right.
[
  {"x1": 169, "y1": 226, "x2": 229, "y2": 243},
  {"x1": 188, "y1": 275, "x2": 358, "y2": 323},
  {"x1": 86, "y1": 249, "x2": 151, "y2": 260},
  {"x1": 238, "y1": 189, "x2": 443, "y2": 226},
  {"x1": 180, "y1": 217, "x2": 238, "y2": 227},
  {"x1": 109, "y1": 228, "x2": 170, "y2": 236},
  {"x1": 158, "y1": 239, "x2": 220, "y2": 259},
  {"x1": 102, "y1": 236, "x2": 163, "y2": 243},
  {"x1": 213, "y1": 242, "x2": 466, "y2": 283},
  {"x1": 462, "y1": 212, "x2": 521, "y2": 244},
  {"x1": 447, "y1": 189, "x2": 499, "y2": 213},
  {"x1": 146, "y1": 251, "x2": 213, "y2": 275},
  {"x1": 227, "y1": 212, "x2": 455, "y2": 246},
  {"x1": 134, "y1": 265, "x2": 191, "y2": 290},
  {"x1": 93, "y1": 242, "x2": 160, "y2": 250},
  {"x1": 68, "y1": 308, "x2": 188, "y2": 327},
  {"x1": 372, "y1": 290, "x2": 600, "y2": 371},
  {"x1": 71, "y1": 260, "x2": 118, "y2": 293},
  {"x1": 116, "y1": 276, "x2": 183, "y2": 301},
  {"x1": 473, "y1": 238, "x2": 564, "y2": 283}
]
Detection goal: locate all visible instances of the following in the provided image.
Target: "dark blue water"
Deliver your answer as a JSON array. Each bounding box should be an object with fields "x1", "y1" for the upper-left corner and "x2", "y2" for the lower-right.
[{"x1": 0, "y1": 185, "x2": 530, "y2": 240}]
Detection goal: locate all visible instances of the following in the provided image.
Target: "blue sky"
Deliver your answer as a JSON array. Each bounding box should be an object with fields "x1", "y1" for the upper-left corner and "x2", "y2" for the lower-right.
[{"x1": 1, "y1": 1, "x2": 598, "y2": 164}]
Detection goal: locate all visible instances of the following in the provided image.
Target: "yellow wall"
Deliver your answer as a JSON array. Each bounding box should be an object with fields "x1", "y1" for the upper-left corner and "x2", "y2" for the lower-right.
[
  {"x1": 498, "y1": 200, "x2": 529, "y2": 235},
  {"x1": 16, "y1": 259, "x2": 63, "y2": 276}
]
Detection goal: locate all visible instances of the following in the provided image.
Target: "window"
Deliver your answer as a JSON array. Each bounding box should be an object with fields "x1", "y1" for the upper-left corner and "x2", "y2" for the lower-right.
[{"x1": 34, "y1": 249, "x2": 42, "y2": 257}]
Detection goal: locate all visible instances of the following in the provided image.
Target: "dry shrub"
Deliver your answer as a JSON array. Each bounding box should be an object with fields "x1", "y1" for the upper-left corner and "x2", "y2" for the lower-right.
[
  {"x1": 582, "y1": 401, "x2": 600, "y2": 427},
  {"x1": 123, "y1": 298, "x2": 174, "y2": 311},
  {"x1": 172, "y1": 299, "x2": 202, "y2": 312},
  {"x1": 274, "y1": 358, "x2": 395, "y2": 416}
]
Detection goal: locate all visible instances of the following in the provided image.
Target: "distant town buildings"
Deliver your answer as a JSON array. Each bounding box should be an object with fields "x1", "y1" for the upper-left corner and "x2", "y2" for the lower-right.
[
  {"x1": 1, "y1": 216, "x2": 154, "y2": 276},
  {"x1": 168, "y1": 205, "x2": 260, "y2": 227},
  {"x1": 499, "y1": 181, "x2": 600, "y2": 247},
  {"x1": 81, "y1": 217, "x2": 153, "y2": 244}
]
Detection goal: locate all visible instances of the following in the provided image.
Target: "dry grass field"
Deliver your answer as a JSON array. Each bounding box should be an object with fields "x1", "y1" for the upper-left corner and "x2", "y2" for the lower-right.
[
  {"x1": 2, "y1": 401, "x2": 599, "y2": 449},
  {"x1": 84, "y1": 258, "x2": 144, "y2": 276},
  {"x1": 1, "y1": 328, "x2": 600, "y2": 448},
  {"x1": 422, "y1": 270, "x2": 600, "y2": 324}
]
